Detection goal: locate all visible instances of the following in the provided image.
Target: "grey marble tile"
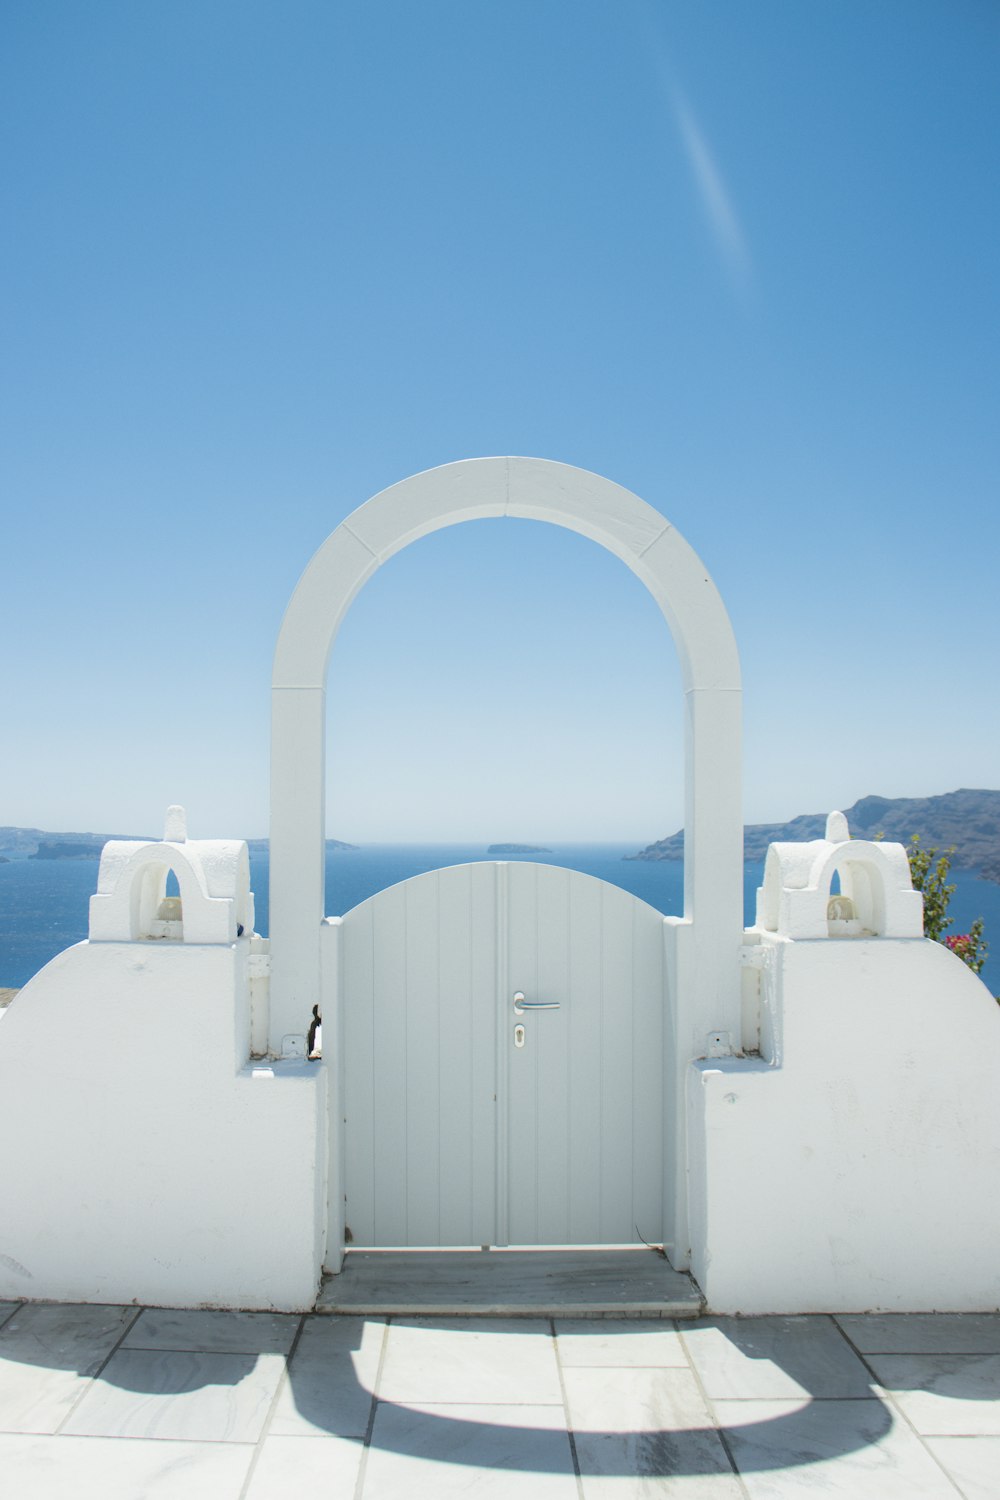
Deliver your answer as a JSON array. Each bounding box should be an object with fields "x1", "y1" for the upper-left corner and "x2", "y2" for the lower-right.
[
  {"x1": 297, "y1": 1313, "x2": 386, "y2": 1355},
  {"x1": 0, "y1": 1303, "x2": 136, "y2": 1434},
  {"x1": 0, "y1": 1433, "x2": 253, "y2": 1498},
  {"x1": 124, "y1": 1308, "x2": 299, "y2": 1354},
  {"x1": 562, "y1": 1365, "x2": 716, "y2": 1435},
  {"x1": 555, "y1": 1319, "x2": 688, "y2": 1368},
  {"x1": 682, "y1": 1317, "x2": 872, "y2": 1400},
  {"x1": 575, "y1": 1431, "x2": 743, "y2": 1496},
  {"x1": 866, "y1": 1353, "x2": 1000, "y2": 1435},
  {"x1": 717, "y1": 1397, "x2": 962, "y2": 1497},
  {"x1": 926, "y1": 1436, "x2": 1000, "y2": 1498},
  {"x1": 0, "y1": 1301, "x2": 136, "y2": 1373},
  {"x1": 379, "y1": 1317, "x2": 563, "y2": 1404},
  {"x1": 837, "y1": 1314, "x2": 1000, "y2": 1355},
  {"x1": 244, "y1": 1435, "x2": 365, "y2": 1498},
  {"x1": 363, "y1": 1401, "x2": 576, "y2": 1497},
  {"x1": 61, "y1": 1348, "x2": 286, "y2": 1443},
  {"x1": 270, "y1": 1316, "x2": 383, "y2": 1437}
]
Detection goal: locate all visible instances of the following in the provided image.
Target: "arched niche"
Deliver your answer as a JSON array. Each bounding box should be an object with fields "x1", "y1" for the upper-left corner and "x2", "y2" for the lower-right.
[
  {"x1": 757, "y1": 831, "x2": 923, "y2": 941},
  {"x1": 268, "y1": 456, "x2": 743, "y2": 1055},
  {"x1": 130, "y1": 857, "x2": 189, "y2": 941},
  {"x1": 89, "y1": 835, "x2": 253, "y2": 946},
  {"x1": 814, "y1": 843, "x2": 919, "y2": 939}
]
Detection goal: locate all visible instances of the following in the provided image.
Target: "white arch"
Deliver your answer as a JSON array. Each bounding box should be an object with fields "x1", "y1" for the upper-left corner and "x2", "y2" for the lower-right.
[{"x1": 269, "y1": 456, "x2": 743, "y2": 1054}]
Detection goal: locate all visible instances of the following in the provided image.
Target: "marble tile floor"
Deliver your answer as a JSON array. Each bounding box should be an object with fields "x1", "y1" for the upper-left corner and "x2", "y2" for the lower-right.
[{"x1": 0, "y1": 1301, "x2": 999, "y2": 1497}]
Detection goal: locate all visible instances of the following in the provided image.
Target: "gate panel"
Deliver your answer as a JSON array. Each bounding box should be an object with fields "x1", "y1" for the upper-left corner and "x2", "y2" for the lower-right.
[
  {"x1": 339, "y1": 861, "x2": 667, "y2": 1248},
  {"x1": 506, "y1": 864, "x2": 666, "y2": 1245},
  {"x1": 342, "y1": 863, "x2": 498, "y2": 1246}
]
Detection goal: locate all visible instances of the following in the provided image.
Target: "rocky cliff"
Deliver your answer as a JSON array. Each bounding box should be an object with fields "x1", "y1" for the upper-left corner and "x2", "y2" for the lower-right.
[{"x1": 629, "y1": 790, "x2": 1000, "y2": 879}]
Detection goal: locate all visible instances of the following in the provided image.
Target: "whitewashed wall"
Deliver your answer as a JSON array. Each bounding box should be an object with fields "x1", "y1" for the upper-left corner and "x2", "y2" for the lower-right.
[
  {"x1": 0, "y1": 940, "x2": 325, "y2": 1311},
  {"x1": 688, "y1": 934, "x2": 1000, "y2": 1313}
]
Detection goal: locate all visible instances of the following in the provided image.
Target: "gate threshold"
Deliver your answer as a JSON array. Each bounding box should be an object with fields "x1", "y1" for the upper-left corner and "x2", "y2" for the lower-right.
[{"x1": 315, "y1": 1248, "x2": 704, "y2": 1318}]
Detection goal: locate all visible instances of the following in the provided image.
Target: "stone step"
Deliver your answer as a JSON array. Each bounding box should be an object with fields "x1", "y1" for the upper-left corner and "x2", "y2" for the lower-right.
[{"x1": 315, "y1": 1248, "x2": 704, "y2": 1319}]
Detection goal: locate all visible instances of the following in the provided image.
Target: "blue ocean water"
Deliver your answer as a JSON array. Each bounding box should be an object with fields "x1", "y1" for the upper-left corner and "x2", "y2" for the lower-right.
[{"x1": 2, "y1": 843, "x2": 999, "y2": 993}]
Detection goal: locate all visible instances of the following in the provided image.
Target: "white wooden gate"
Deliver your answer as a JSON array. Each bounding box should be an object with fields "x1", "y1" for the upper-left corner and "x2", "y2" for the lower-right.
[{"x1": 338, "y1": 861, "x2": 669, "y2": 1248}]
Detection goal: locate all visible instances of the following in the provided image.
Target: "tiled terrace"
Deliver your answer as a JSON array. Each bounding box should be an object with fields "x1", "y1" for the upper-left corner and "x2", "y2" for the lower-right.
[{"x1": 0, "y1": 1300, "x2": 997, "y2": 1497}]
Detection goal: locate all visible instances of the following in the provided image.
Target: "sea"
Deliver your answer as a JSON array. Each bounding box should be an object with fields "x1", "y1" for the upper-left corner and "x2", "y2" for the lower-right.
[{"x1": 2, "y1": 842, "x2": 999, "y2": 994}]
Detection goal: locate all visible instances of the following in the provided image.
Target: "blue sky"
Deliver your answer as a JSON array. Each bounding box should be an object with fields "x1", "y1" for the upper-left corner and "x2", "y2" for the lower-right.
[{"x1": 2, "y1": 1, "x2": 998, "y2": 843}]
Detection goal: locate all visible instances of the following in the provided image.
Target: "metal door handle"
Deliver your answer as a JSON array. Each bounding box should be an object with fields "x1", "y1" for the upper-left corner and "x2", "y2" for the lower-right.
[{"x1": 513, "y1": 992, "x2": 560, "y2": 1014}]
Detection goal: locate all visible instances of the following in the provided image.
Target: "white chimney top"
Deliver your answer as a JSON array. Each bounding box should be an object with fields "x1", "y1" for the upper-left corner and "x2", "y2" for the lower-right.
[
  {"x1": 163, "y1": 805, "x2": 188, "y2": 843},
  {"x1": 825, "y1": 810, "x2": 850, "y2": 843}
]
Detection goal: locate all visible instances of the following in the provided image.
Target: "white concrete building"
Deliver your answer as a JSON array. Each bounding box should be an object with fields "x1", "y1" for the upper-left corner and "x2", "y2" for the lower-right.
[{"x1": 1, "y1": 457, "x2": 998, "y2": 1313}]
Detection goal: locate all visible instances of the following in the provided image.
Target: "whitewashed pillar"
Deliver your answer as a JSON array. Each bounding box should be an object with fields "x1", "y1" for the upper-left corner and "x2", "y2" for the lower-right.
[
  {"x1": 269, "y1": 686, "x2": 326, "y2": 1051},
  {"x1": 684, "y1": 686, "x2": 744, "y2": 1046}
]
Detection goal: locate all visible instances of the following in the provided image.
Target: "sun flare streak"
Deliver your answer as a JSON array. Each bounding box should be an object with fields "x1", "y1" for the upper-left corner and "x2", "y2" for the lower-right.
[{"x1": 671, "y1": 89, "x2": 752, "y2": 293}]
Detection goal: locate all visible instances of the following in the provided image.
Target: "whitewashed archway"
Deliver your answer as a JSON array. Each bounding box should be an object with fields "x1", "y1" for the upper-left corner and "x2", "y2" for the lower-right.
[{"x1": 269, "y1": 457, "x2": 742, "y2": 1058}]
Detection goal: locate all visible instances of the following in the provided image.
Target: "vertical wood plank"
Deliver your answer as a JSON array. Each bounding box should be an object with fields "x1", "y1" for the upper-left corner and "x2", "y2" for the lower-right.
[
  {"x1": 507, "y1": 862, "x2": 539, "y2": 1243},
  {"x1": 567, "y1": 873, "x2": 603, "y2": 1242},
  {"x1": 371, "y1": 882, "x2": 408, "y2": 1244},
  {"x1": 468, "y1": 864, "x2": 498, "y2": 1244},
  {"x1": 435, "y1": 864, "x2": 497, "y2": 1245},
  {"x1": 342, "y1": 901, "x2": 375, "y2": 1245},
  {"x1": 532, "y1": 865, "x2": 572, "y2": 1242},
  {"x1": 402, "y1": 872, "x2": 441, "y2": 1244},
  {"x1": 631, "y1": 901, "x2": 665, "y2": 1245},
  {"x1": 435, "y1": 865, "x2": 471, "y2": 1244},
  {"x1": 493, "y1": 862, "x2": 509, "y2": 1245},
  {"x1": 599, "y1": 881, "x2": 636, "y2": 1240}
]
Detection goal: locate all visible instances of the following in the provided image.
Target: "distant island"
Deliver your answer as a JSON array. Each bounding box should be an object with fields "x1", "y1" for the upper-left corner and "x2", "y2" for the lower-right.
[
  {"x1": 487, "y1": 843, "x2": 552, "y2": 855},
  {"x1": 0, "y1": 827, "x2": 358, "y2": 859},
  {"x1": 31, "y1": 841, "x2": 103, "y2": 861},
  {"x1": 628, "y1": 789, "x2": 1000, "y2": 884},
  {"x1": 0, "y1": 827, "x2": 151, "y2": 860}
]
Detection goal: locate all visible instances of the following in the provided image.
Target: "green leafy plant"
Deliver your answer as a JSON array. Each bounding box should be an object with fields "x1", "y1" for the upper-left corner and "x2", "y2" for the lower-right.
[
  {"x1": 907, "y1": 835, "x2": 956, "y2": 944},
  {"x1": 907, "y1": 835, "x2": 990, "y2": 978}
]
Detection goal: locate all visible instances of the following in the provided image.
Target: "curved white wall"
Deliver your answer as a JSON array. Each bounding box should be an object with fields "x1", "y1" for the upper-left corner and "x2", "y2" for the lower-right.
[{"x1": 690, "y1": 935, "x2": 1000, "y2": 1312}]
